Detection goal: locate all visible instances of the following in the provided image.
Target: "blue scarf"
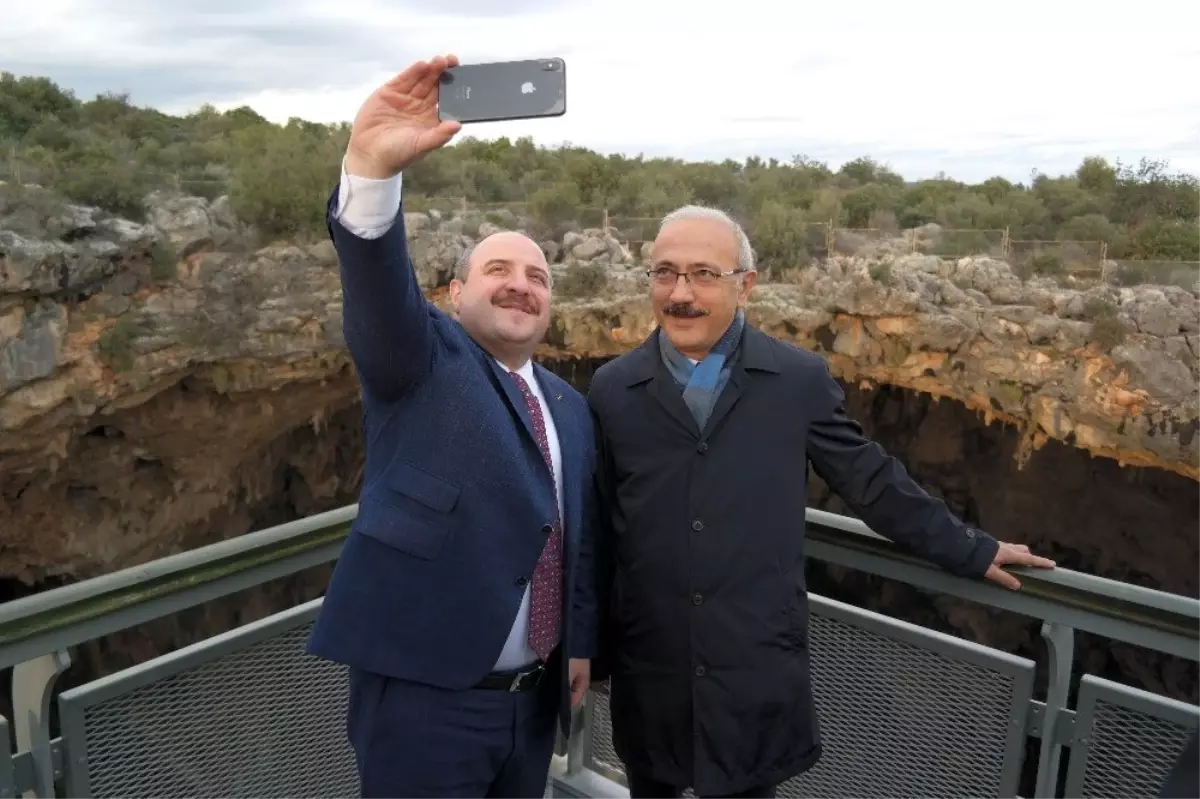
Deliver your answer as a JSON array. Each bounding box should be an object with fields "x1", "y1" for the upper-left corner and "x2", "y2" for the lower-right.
[{"x1": 658, "y1": 309, "x2": 745, "y2": 431}]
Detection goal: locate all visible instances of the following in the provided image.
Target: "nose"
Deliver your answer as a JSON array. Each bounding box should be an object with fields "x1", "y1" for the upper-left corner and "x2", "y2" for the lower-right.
[
  {"x1": 668, "y1": 272, "x2": 695, "y2": 302},
  {"x1": 505, "y1": 269, "x2": 532, "y2": 293}
]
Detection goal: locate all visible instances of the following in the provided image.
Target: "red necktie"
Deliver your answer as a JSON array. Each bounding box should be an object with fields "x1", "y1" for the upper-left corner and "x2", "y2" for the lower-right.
[{"x1": 508, "y1": 371, "x2": 563, "y2": 662}]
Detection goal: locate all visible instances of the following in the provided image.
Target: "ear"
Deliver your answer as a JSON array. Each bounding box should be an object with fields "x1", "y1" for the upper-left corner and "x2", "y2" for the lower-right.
[
  {"x1": 449, "y1": 278, "x2": 463, "y2": 310},
  {"x1": 737, "y1": 270, "x2": 758, "y2": 305}
]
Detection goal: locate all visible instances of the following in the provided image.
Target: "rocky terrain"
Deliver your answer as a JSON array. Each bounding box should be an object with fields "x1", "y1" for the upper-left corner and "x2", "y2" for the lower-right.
[{"x1": 1, "y1": 185, "x2": 1197, "y2": 701}]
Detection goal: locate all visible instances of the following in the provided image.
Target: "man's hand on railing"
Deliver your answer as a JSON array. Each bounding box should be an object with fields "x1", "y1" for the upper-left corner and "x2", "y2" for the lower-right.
[{"x1": 985, "y1": 542, "x2": 1056, "y2": 590}]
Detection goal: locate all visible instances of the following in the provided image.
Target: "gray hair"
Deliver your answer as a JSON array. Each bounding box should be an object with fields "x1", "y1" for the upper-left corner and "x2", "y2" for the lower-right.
[{"x1": 658, "y1": 205, "x2": 757, "y2": 273}]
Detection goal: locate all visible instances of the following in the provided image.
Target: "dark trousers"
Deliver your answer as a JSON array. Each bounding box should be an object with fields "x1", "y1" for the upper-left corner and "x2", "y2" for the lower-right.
[
  {"x1": 627, "y1": 771, "x2": 777, "y2": 798},
  {"x1": 347, "y1": 656, "x2": 560, "y2": 797},
  {"x1": 1160, "y1": 729, "x2": 1199, "y2": 798}
]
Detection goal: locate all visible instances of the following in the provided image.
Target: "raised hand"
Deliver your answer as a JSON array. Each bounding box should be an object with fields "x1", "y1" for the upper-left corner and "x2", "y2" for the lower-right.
[
  {"x1": 345, "y1": 54, "x2": 463, "y2": 180},
  {"x1": 984, "y1": 541, "x2": 1056, "y2": 590}
]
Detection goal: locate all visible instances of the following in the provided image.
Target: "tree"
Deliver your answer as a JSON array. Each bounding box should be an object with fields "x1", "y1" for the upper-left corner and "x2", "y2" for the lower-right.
[{"x1": 1, "y1": 72, "x2": 1195, "y2": 263}]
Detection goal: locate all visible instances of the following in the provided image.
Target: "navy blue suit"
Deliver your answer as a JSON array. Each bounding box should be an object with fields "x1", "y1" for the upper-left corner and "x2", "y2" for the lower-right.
[{"x1": 307, "y1": 190, "x2": 600, "y2": 796}]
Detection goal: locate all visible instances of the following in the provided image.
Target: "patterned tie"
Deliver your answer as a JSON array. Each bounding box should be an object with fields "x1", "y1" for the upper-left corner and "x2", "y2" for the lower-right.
[{"x1": 508, "y1": 371, "x2": 563, "y2": 662}]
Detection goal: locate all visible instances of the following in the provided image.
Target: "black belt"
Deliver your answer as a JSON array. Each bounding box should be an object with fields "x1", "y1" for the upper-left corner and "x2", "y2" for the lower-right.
[{"x1": 475, "y1": 661, "x2": 547, "y2": 691}]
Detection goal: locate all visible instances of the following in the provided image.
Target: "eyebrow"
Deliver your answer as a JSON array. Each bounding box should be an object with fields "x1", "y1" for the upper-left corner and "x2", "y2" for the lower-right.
[
  {"x1": 482, "y1": 259, "x2": 549, "y2": 276},
  {"x1": 653, "y1": 259, "x2": 722, "y2": 270}
]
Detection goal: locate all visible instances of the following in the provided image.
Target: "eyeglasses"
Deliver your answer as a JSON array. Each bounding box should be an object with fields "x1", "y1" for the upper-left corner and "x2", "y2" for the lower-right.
[{"x1": 646, "y1": 266, "x2": 747, "y2": 288}]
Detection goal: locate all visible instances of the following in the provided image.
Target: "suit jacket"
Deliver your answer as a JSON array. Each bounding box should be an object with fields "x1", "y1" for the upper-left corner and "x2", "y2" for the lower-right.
[
  {"x1": 307, "y1": 191, "x2": 600, "y2": 733},
  {"x1": 585, "y1": 323, "x2": 1000, "y2": 794}
]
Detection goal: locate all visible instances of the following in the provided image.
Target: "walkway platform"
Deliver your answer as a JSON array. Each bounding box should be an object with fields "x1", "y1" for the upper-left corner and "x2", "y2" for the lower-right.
[{"x1": 1, "y1": 505, "x2": 1196, "y2": 798}]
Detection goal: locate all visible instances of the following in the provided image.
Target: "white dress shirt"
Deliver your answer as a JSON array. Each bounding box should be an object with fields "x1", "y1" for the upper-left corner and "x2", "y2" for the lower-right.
[{"x1": 334, "y1": 162, "x2": 563, "y2": 671}]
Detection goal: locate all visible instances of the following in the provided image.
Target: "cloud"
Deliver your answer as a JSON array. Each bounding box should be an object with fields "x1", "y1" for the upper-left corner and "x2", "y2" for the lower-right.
[{"x1": 2, "y1": 0, "x2": 1198, "y2": 181}]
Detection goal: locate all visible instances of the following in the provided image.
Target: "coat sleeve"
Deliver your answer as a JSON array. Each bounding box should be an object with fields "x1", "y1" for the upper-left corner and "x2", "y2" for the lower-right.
[
  {"x1": 570, "y1": 408, "x2": 603, "y2": 660},
  {"x1": 326, "y1": 188, "x2": 434, "y2": 404},
  {"x1": 805, "y1": 362, "x2": 998, "y2": 577},
  {"x1": 576, "y1": 391, "x2": 619, "y2": 680}
]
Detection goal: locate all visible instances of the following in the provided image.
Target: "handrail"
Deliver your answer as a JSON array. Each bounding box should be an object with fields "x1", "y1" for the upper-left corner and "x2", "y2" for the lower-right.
[
  {"x1": 0, "y1": 504, "x2": 1196, "y2": 669},
  {"x1": 0, "y1": 506, "x2": 356, "y2": 670},
  {"x1": 804, "y1": 508, "x2": 1200, "y2": 620},
  {"x1": 805, "y1": 510, "x2": 1199, "y2": 659}
]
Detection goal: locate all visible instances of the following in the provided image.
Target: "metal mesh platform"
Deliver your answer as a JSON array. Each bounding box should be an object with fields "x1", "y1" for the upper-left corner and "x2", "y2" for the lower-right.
[
  {"x1": 582, "y1": 682, "x2": 624, "y2": 783},
  {"x1": 582, "y1": 593, "x2": 1034, "y2": 798},
  {"x1": 783, "y1": 597, "x2": 1031, "y2": 798},
  {"x1": 58, "y1": 600, "x2": 357, "y2": 798},
  {"x1": 1066, "y1": 674, "x2": 1199, "y2": 799}
]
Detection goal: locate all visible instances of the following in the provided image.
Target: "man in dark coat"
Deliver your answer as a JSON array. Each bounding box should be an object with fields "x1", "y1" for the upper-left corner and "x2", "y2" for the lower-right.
[{"x1": 585, "y1": 205, "x2": 1056, "y2": 798}]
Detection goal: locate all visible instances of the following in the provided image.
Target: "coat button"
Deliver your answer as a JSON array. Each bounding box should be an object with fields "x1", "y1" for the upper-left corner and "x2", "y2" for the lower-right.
[
  {"x1": 965, "y1": 528, "x2": 976, "y2": 539},
  {"x1": 692, "y1": 593, "x2": 704, "y2": 605},
  {"x1": 691, "y1": 519, "x2": 704, "y2": 531},
  {"x1": 516, "y1": 576, "x2": 528, "y2": 587},
  {"x1": 697, "y1": 441, "x2": 708, "y2": 453},
  {"x1": 541, "y1": 524, "x2": 553, "y2": 534},
  {"x1": 694, "y1": 665, "x2": 707, "y2": 677}
]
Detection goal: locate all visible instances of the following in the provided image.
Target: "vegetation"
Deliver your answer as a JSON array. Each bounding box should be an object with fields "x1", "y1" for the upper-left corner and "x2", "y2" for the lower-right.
[
  {"x1": 97, "y1": 315, "x2": 152, "y2": 371},
  {"x1": 2, "y1": 72, "x2": 1198, "y2": 276},
  {"x1": 556, "y1": 262, "x2": 609, "y2": 298},
  {"x1": 1083, "y1": 297, "x2": 1129, "y2": 348}
]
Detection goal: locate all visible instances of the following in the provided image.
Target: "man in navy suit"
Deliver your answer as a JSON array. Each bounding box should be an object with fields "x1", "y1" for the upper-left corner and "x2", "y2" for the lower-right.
[{"x1": 307, "y1": 54, "x2": 599, "y2": 798}]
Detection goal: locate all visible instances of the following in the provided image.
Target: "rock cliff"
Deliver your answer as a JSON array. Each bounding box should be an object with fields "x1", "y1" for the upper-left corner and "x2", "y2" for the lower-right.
[
  {"x1": 3, "y1": 184, "x2": 1198, "y2": 708},
  {"x1": 1, "y1": 187, "x2": 1197, "y2": 588}
]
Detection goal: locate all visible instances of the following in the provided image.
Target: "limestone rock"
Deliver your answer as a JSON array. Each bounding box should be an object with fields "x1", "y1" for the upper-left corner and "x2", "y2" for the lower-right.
[{"x1": 0, "y1": 189, "x2": 1198, "y2": 586}]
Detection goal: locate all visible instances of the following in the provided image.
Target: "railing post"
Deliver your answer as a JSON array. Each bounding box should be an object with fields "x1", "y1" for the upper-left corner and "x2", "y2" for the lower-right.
[
  {"x1": 1, "y1": 715, "x2": 15, "y2": 799},
  {"x1": 1034, "y1": 622, "x2": 1075, "y2": 798},
  {"x1": 12, "y1": 650, "x2": 71, "y2": 798},
  {"x1": 565, "y1": 691, "x2": 592, "y2": 777}
]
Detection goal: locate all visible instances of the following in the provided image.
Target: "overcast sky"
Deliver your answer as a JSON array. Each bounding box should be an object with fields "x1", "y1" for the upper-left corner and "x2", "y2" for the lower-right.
[{"x1": 4, "y1": 0, "x2": 1198, "y2": 183}]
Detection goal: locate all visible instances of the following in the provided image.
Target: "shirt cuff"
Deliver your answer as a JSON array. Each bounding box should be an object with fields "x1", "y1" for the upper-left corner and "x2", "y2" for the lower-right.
[{"x1": 334, "y1": 157, "x2": 403, "y2": 240}]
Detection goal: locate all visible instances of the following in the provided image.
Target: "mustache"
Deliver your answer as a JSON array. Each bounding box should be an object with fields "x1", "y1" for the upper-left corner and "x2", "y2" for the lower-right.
[
  {"x1": 493, "y1": 293, "x2": 538, "y2": 314},
  {"x1": 663, "y1": 302, "x2": 708, "y2": 318}
]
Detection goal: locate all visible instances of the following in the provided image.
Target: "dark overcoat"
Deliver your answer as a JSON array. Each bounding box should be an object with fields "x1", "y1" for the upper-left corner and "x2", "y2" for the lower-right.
[
  {"x1": 586, "y1": 324, "x2": 999, "y2": 796},
  {"x1": 1160, "y1": 729, "x2": 1198, "y2": 798}
]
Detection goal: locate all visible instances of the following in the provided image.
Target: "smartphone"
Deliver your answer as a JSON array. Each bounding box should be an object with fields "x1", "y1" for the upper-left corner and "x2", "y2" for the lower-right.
[{"x1": 437, "y1": 58, "x2": 566, "y2": 124}]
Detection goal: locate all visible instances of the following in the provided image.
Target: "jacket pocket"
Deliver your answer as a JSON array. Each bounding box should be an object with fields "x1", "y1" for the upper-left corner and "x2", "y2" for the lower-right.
[{"x1": 356, "y1": 461, "x2": 461, "y2": 560}]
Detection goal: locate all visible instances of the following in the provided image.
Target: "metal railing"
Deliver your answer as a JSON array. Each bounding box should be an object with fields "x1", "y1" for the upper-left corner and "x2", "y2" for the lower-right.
[{"x1": 1, "y1": 505, "x2": 1196, "y2": 798}]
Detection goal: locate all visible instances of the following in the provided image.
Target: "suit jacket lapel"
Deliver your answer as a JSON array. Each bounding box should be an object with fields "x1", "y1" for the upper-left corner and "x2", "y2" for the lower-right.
[
  {"x1": 703, "y1": 326, "x2": 781, "y2": 438},
  {"x1": 485, "y1": 356, "x2": 539, "y2": 446},
  {"x1": 648, "y1": 371, "x2": 701, "y2": 438},
  {"x1": 534, "y1": 365, "x2": 581, "y2": 553},
  {"x1": 633, "y1": 331, "x2": 701, "y2": 438},
  {"x1": 700, "y1": 369, "x2": 743, "y2": 439}
]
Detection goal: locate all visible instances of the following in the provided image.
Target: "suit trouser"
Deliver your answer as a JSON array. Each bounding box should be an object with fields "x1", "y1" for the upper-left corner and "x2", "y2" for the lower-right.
[
  {"x1": 348, "y1": 650, "x2": 560, "y2": 798},
  {"x1": 627, "y1": 771, "x2": 777, "y2": 799}
]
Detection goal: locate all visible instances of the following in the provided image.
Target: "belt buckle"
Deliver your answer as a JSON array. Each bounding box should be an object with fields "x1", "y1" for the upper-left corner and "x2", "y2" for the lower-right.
[{"x1": 509, "y1": 663, "x2": 544, "y2": 692}]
